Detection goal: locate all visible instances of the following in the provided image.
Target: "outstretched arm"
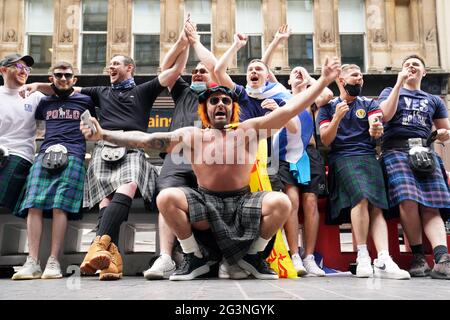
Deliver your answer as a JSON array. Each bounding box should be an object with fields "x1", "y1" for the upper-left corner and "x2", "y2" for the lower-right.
[
  {"x1": 214, "y1": 33, "x2": 248, "y2": 89},
  {"x1": 261, "y1": 24, "x2": 291, "y2": 83}
]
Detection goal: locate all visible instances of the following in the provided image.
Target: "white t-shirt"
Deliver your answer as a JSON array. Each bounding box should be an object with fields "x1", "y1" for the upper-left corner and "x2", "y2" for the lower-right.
[{"x1": 0, "y1": 86, "x2": 44, "y2": 163}]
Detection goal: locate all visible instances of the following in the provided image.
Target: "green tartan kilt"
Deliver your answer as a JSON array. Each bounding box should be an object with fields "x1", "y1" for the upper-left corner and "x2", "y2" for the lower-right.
[
  {"x1": 15, "y1": 154, "x2": 85, "y2": 220},
  {"x1": 327, "y1": 154, "x2": 388, "y2": 224}
]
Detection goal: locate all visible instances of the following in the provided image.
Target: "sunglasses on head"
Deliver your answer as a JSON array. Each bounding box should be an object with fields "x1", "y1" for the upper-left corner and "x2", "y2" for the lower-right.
[
  {"x1": 7, "y1": 63, "x2": 31, "y2": 73},
  {"x1": 192, "y1": 68, "x2": 208, "y2": 75},
  {"x1": 208, "y1": 96, "x2": 232, "y2": 106},
  {"x1": 53, "y1": 72, "x2": 74, "y2": 80}
]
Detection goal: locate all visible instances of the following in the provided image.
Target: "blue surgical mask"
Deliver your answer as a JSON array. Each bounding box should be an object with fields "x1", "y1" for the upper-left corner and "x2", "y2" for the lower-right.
[
  {"x1": 245, "y1": 85, "x2": 265, "y2": 97},
  {"x1": 190, "y1": 82, "x2": 207, "y2": 93}
]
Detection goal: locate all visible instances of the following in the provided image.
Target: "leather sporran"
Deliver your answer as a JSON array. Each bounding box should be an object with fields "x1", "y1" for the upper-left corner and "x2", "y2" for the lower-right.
[
  {"x1": 100, "y1": 141, "x2": 127, "y2": 163},
  {"x1": 42, "y1": 144, "x2": 68, "y2": 174}
]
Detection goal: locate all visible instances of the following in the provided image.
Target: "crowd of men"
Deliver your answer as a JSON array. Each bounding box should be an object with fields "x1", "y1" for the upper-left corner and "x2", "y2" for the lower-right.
[{"x1": 1, "y1": 19, "x2": 449, "y2": 282}]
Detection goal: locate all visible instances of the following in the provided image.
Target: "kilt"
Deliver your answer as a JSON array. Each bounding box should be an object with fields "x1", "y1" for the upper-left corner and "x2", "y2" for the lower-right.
[
  {"x1": 0, "y1": 155, "x2": 32, "y2": 211},
  {"x1": 15, "y1": 155, "x2": 85, "y2": 220},
  {"x1": 382, "y1": 150, "x2": 450, "y2": 219},
  {"x1": 180, "y1": 186, "x2": 268, "y2": 264},
  {"x1": 327, "y1": 154, "x2": 388, "y2": 224},
  {"x1": 83, "y1": 145, "x2": 158, "y2": 209}
]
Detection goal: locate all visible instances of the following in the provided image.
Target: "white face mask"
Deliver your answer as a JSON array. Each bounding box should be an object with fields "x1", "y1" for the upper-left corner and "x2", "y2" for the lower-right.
[
  {"x1": 245, "y1": 85, "x2": 265, "y2": 97},
  {"x1": 190, "y1": 82, "x2": 207, "y2": 93}
]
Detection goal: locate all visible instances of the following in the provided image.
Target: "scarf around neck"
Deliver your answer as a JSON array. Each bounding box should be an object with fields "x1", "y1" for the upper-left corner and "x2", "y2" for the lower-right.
[{"x1": 111, "y1": 77, "x2": 136, "y2": 90}]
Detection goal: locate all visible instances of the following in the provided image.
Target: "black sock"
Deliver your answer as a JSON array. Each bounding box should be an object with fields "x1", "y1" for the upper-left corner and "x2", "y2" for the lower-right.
[
  {"x1": 411, "y1": 244, "x2": 424, "y2": 255},
  {"x1": 433, "y1": 245, "x2": 448, "y2": 263},
  {"x1": 97, "y1": 193, "x2": 132, "y2": 244},
  {"x1": 95, "y1": 207, "x2": 107, "y2": 234}
]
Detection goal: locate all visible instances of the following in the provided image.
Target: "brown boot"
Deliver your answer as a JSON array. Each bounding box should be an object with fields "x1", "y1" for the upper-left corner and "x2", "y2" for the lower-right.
[
  {"x1": 81, "y1": 235, "x2": 112, "y2": 273},
  {"x1": 99, "y1": 242, "x2": 123, "y2": 281}
]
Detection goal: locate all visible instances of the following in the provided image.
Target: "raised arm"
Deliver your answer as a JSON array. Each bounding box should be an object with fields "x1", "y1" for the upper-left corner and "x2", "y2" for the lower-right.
[
  {"x1": 241, "y1": 57, "x2": 341, "y2": 133},
  {"x1": 379, "y1": 68, "x2": 409, "y2": 122},
  {"x1": 261, "y1": 24, "x2": 291, "y2": 83},
  {"x1": 161, "y1": 18, "x2": 190, "y2": 73},
  {"x1": 214, "y1": 33, "x2": 248, "y2": 89},
  {"x1": 158, "y1": 41, "x2": 189, "y2": 88}
]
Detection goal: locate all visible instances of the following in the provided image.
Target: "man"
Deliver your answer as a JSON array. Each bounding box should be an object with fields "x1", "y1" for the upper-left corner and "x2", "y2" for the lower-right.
[
  {"x1": 12, "y1": 61, "x2": 96, "y2": 280},
  {"x1": 379, "y1": 55, "x2": 450, "y2": 280},
  {"x1": 80, "y1": 57, "x2": 342, "y2": 281},
  {"x1": 0, "y1": 54, "x2": 43, "y2": 213},
  {"x1": 317, "y1": 63, "x2": 410, "y2": 280},
  {"x1": 262, "y1": 25, "x2": 332, "y2": 276},
  {"x1": 23, "y1": 53, "x2": 185, "y2": 280}
]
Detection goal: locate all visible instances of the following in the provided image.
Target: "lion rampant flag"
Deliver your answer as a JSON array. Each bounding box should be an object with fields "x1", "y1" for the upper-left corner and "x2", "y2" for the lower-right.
[{"x1": 249, "y1": 139, "x2": 298, "y2": 279}]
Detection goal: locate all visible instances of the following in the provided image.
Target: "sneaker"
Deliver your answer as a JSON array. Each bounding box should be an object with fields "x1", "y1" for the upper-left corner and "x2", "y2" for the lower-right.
[
  {"x1": 430, "y1": 253, "x2": 450, "y2": 280},
  {"x1": 218, "y1": 259, "x2": 249, "y2": 279},
  {"x1": 143, "y1": 254, "x2": 176, "y2": 280},
  {"x1": 409, "y1": 254, "x2": 431, "y2": 277},
  {"x1": 373, "y1": 257, "x2": 411, "y2": 280},
  {"x1": 237, "y1": 253, "x2": 279, "y2": 280},
  {"x1": 11, "y1": 256, "x2": 42, "y2": 280},
  {"x1": 291, "y1": 253, "x2": 307, "y2": 276},
  {"x1": 355, "y1": 256, "x2": 373, "y2": 278},
  {"x1": 303, "y1": 254, "x2": 325, "y2": 277},
  {"x1": 41, "y1": 256, "x2": 63, "y2": 279},
  {"x1": 169, "y1": 253, "x2": 210, "y2": 281}
]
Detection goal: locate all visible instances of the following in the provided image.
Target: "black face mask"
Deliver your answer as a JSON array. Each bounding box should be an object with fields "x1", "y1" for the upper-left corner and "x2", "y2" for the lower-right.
[
  {"x1": 51, "y1": 84, "x2": 74, "y2": 99},
  {"x1": 344, "y1": 83, "x2": 362, "y2": 97}
]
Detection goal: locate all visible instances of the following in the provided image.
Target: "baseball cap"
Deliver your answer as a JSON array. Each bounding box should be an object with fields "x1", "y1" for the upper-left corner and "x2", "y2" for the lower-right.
[{"x1": 0, "y1": 54, "x2": 34, "y2": 67}]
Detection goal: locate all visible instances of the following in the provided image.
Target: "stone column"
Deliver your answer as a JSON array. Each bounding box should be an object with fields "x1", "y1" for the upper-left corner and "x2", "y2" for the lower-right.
[
  {"x1": 160, "y1": 0, "x2": 184, "y2": 68},
  {"x1": 419, "y1": 0, "x2": 439, "y2": 70},
  {"x1": 365, "y1": 0, "x2": 391, "y2": 72},
  {"x1": 106, "y1": 0, "x2": 132, "y2": 70},
  {"x1": 261, "y1": 0, "x2": 288, "y2": 71},
  {"x1": 0, "y1": 0, "x2": 25, "y2": 58},
  {"x1": 436, "y1": 0, "x2": 450, "y2": 72},
  {"x1": 53, "y1": 0, "x2": 81, "y2": 73},
  {"x1": 313, "y1": 0, "x2": 339, "y2": 71},
  {"x1": 211, "y1": 0, "x2": 236, "y2": 69}
]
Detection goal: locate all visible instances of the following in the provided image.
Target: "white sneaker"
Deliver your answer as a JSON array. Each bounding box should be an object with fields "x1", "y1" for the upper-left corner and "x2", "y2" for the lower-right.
[
  {"x1": 11, "y1": 256, "x2": 42, "y2": 280},
  {"x1": 374, "y1": 257, "x2": 411, "y2": 280},
  {"x1": 356, "y1": 255, "x2": 373, "y2": 278},
  {"x1": 218, "y1": 259, "x2": 249, "y2": 279},
  {"x1": 41, "y1": 256, "x2": 63, "y2": 279},
  {"x1": 303, "y1": 254, "x2": 325, "y2": 277},
  {"x1": 291, "y1": 253, "x2": 307, "y2": 276},
  {"x1": 143, "y1": 254, "x2": 176, "y2": 280}
]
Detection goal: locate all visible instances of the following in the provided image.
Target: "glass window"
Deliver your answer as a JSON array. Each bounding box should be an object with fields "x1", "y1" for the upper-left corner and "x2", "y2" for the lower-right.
[
  {"x1": 26, "y1": 0, "x2": 54, "y2": 73},
  {"x1": 288, "y1": 34, "x2": 314, "y2": 72},
  {"x1": 133, "y1": 0, "x2": 160, "y2": 74},
  {"x1": 81, "y1": 0, "x2": 108, "y2": 73},
  {"x1": 237, "y1": 35, "x2": 262, "y2": 73},
  {"x1": 340, "y1": 34, "x2": 364, "y2": 68},
  {"x1": 287, "y1": 0, "x2": 314, "y2": 34}
]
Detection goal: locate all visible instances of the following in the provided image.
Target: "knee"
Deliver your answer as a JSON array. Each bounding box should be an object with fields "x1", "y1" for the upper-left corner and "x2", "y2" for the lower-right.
[
  {"x1": 302, "y1": 193, "x2": 318, "y2": 212},
  {"x1": 264, "y1": 193, "x2": 292, "y2": 219},
  {"x1": 125, "y1": 181, "x2": 138, "y2": 194},
  {"x1": 156, "y1": 188, "x2": 184, "y2": 213}
]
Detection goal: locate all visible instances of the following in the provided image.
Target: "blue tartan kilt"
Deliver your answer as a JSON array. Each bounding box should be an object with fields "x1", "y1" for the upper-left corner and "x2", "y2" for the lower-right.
[{"x1": 0, "y1": 155, "x2": 31, "y2": 212}]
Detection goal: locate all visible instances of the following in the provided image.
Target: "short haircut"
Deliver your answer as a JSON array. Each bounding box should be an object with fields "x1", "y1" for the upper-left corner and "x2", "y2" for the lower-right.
[
  {"x1": 50, "y1": 61, "x2": 74, "y2": 73},
  {"x1": 341, "y1": 64, "x2": 361, "y2": 73},
  {"x1": 402, "y1": 54, "x2": 426, "y2": 68},
  {"x1": 248, "y1": 59, "x2": 270, "y2": 73}
]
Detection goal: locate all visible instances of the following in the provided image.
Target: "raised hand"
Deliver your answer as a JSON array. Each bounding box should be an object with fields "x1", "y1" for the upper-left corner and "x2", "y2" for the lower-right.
[
  {"x1": 335, "y1": 100, "x2": 349, "y2": 120},
  {"x1": 184, "y1": 14, "x2": 198, "y2": 45},
  {"x1": 396, "y1": 67, "x2": 411, "y2": 86},
  {"x1": 19, "y1": 83, "x2": 37, "y2": 98},
  {"x1": 321, "y1": 56, "x2": 341, "y2": 84},
  {"x1": 80, "y1": 117, "x2": 103, "y2": 141},
  {"x1": 274, "y1": 24, "x2": 291, "y2": 41},
  {"x1": 233, "y1": 33, "x2": 248, "y2": 49}
]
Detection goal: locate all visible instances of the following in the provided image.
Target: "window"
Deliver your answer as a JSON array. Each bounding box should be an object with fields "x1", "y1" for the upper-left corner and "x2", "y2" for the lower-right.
[
  {"x1": 185, "y1": 0, "x2": 211, "y2": 71},
  {"x1": 26, "y1": 0, "x2": 54, "y2": 73},
  {"x1": 236, "y1": 0, "x2": 262, "y2": 73},
  {"x1": 338, "y1": 0, "x2": 366, "y2": 70},
  {"x1": 132, "y1": 0, "x2": 160, "y2": 74},
  {"x1": 81, "y1": 0, "x2": 108, "y2": 74},
  {"x1": 287, "y1": 0, "x2": 314, "y2": 71}
]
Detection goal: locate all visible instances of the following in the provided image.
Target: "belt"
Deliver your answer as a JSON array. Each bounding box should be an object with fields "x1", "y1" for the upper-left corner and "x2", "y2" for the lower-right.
[{"x1": 382, "y1": 138, "x2": 429, "y2": 151}]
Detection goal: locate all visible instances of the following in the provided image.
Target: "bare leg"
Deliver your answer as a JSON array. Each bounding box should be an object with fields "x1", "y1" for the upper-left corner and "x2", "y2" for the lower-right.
[
  {"x1": 350, "y1": 199, "x2": 370, "y2": 246},
  {"x1": 283, "y1": 185, "x2": 300, "y2": 255},
  {"x1": 421, "y1": 205, "x2": 447, "y2": 248},
  {"x1": 369, "y1": 206, "x2": 389, "y2": 252},
  {"x1": 50, "y1": 209, "x2": 68, "y2": 258},
  {"x1": 27, "y1": 208, "x2": 43, "y2": 260},
  {"x1": 399, "y1": 200, "x2": 422, "y2": 246},
  {"x1": 302, "y1": 192, "x2": 320, "y2": 256},
  {"x1": 158, "y1": 213, "x2": 176, "y2": 255},
  {"x1": 260, "y1": 192, "x2": 291, "y2": 239}
]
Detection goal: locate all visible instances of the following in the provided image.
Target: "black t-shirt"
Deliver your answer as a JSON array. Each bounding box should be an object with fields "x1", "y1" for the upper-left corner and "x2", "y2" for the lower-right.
[
  {"x1": 169, "y1": 78, "x2": 201, "y2": 131},
  {"x1": 81, "y1": 78, "x2": 164, "y2": 131}
]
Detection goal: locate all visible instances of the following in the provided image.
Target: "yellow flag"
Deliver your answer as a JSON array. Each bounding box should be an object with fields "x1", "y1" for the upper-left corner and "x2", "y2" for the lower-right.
[{"x1": 249, "y1": 139, "x2": 298, "y2": 279}]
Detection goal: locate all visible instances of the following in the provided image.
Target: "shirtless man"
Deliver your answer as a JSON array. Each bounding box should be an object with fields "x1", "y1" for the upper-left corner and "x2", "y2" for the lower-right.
[{"x1": 80, "y1": 57, "x2": 341, "y2": 280}]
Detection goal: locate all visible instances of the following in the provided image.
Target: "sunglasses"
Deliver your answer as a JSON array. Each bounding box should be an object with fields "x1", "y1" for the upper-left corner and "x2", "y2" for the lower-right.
[
  {"x1": 7, "y1": 63, "x2": 31, "y2": 73},
  {"x1": 53, "y1": 72, "x2": 74, "y2": 80},
  {"x1": 192, "y1": 68, "x2": 208, "y2": 75},
  {"x1": 208, "y1": 96, "x2": 232, "y2": 106}
]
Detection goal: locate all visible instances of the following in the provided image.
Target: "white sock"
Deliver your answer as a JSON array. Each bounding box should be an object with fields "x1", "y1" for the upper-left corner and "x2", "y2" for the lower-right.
[
  {"x1": 377, "y1": 250, "x2": 390, "y2": 261},
  {"x1": 178, "y1": 234, "x2": 203, "y2": 258},
  {"x1": 159, "y1": 253, "x2": 172, "y2": 261},
  {"x1": 291, "y1": 253, "x2": 301, "y2": 259},
  {"x1": 248, "y1": 237, "x2": 270, "y2": 254},
  {"x1": 304, "y1": 254, "x2": 315, "y2": 261},
  {"x1": 357, "y1": 245, "x2": 369, "y2": 258}
]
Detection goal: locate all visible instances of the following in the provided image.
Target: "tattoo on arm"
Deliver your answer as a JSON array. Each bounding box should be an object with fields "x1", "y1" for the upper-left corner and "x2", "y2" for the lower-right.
[
  {"x1": 148, "y1": 136, "x2": 171, "y2": 151},
  {"x1": 102, "y1": 130, "x2": 173, "y2": 152}
]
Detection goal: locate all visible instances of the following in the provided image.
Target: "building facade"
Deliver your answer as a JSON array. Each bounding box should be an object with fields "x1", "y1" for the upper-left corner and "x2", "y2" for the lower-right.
[{"x1": 1, "y1": 0, "x2": 450, "y2": 164}]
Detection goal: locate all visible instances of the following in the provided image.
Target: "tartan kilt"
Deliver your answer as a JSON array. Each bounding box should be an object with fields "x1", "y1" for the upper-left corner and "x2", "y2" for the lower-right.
[
  {"x1": 15, "y1": 155, "x2": 85, "y2": 220},
  {"x1": 83, "y1": 145, "x2": 158, "y2": 209},
  {"x1": 327, "y1": 154, "x2": 388, "y2": 224},
  {"x1": 381, "y1": 150, "x2": 450, "y2": 220},
  {"x1": 180, "y1": 186, "x2": 268, "y2": 265},
  {"x1": 0, "y1": 155, "x2": 32, "y2": 211}
]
